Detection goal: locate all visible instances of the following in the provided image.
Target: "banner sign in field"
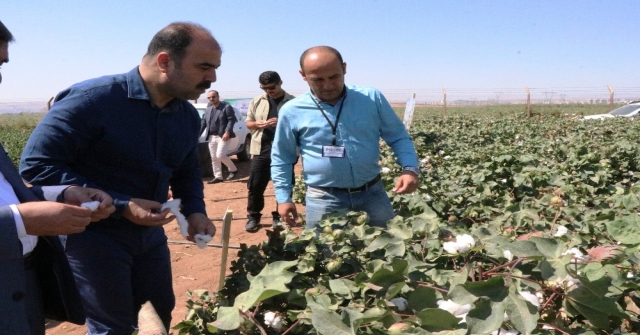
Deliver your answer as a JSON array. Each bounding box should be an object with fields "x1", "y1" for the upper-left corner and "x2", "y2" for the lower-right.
[
  {"x1": 223, "y1": 98, "x2": 253, "y2": 118},
  {"x1": 403, "y1": 94, "x2": 416, "y2": 130}
]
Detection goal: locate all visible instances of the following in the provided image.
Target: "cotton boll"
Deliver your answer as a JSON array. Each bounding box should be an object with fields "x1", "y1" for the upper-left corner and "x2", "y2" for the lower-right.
[
  {"x1": 263, "y1": 311, "x2": 276, "y2": 325},
  {"x1": 194, "y1": 234, "x2": 212, "y2": 249},
  {"x1": 443, "y1": 241, "x2": 459, "y2": 254},
  {"x1": 80, "y1": 201, "x2": 100, "y2": 211},
  {"x1": 519, "y1": 290, "x2": 540, "y2": 307},
  {"x1": 437, "y1": 299, "x2": 472, "y2": 317},
  {"x1": 455, "y1": 234, "x2": 475, "y2": 253},
  {"x1": 161, "y1": 199, "x2": 189, "y2": 238},
  {"x1": 554, "y1": 225, "x2": 568, "y2": 237},
  {"x1": 503, "y1": 250, "x2": 513, "y2": 261},
  {"x1": 270, "y1": 315, "x2": 283, "y2": 331},
  {"x1": 390, "y1": 297, "x2": 408, "y2": 311},
  {"x1": 381, "y1": 167, "x2": 391, "y2": 174},
  {"x1": 491, "y1": 328, "x2": 519, "y2": 335}
]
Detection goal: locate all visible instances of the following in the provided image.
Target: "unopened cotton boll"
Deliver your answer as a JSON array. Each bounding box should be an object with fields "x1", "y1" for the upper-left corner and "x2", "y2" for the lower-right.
[{"x1": 390, "y1": 297, "x2": 408, "y2": 311}]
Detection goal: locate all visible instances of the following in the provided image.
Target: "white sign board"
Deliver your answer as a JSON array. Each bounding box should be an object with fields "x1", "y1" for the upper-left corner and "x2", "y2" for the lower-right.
[{"x1": 403, "y1": 97, "x2": 416, "y2": 130}]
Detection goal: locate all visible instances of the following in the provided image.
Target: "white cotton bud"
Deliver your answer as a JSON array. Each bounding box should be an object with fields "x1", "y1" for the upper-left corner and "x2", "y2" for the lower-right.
[
  {"x1": 161, "y1": 199, "x2": 189, "y2": 238},
  {"x1": 444, "y1": 155, "x2": 451, "y2": 160},
  {"x1": 194, "y1": 234, "x2": 212, "y2": 249},
  {"x1": 381, "y1": 167, "x2": 391, "y2": 174},
  {"x1": 503, "y1": 250, "x2": 513, "y2": 261},
  {"x1": 443, "y1": 241, "x2": 459, "y2": 254},
  {"x1": 554, "y1": 225, "x2": 568, "y2": 237},
  {"x1": 627, "y1": 272, "x2": 635, "y2": 279},
  {"x1": 503, "y1": 312, "x2": 510, "y2": 322},
  {"x1": 270, "y1": 315, "x2": 283, "y2": 331},
  {"x1": 264, "y1": 311, "x2": 276, "y2": 325},
  {"x1": 455, "y1": 234, "x2": 475, "y2": 253},
  {"x1": 390, "y1": 297, "x2": 408, "y2": 311},
  {"x1": 492, "y1": 328, "x2": 519, "y2": 335}
]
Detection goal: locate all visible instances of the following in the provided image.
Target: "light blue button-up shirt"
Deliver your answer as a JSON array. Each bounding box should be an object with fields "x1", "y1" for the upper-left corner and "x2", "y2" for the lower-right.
[{"x1": 271, "y1": 85, "x2": 418, "y2": 203}]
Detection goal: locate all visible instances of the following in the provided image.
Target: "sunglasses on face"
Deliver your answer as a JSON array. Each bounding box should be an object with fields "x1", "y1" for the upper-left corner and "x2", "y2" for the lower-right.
[{"x1": 260, "y1": 85, "x2": 277, "y2": 91}]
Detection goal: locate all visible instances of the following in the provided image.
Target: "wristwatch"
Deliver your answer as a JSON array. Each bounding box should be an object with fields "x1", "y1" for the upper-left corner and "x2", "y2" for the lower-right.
[{"x1": 402, "y1": 166, "x2": 421, "y2": 176}]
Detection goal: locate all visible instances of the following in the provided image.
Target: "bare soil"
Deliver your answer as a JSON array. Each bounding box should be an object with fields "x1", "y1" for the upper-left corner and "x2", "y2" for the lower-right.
[{"x1": 45, "y1": 158, "x2": 305, "y2": 334}]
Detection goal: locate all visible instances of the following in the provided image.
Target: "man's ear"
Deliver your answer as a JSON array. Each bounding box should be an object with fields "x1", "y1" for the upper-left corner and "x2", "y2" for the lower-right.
[
  {"x1": 342, "y1": 62, "x2": 347, "y2": 75},
  {"x1": 157, "y1": 52, "x2": 171, "y2": 73},
  {"x1": 299, "y1": 69, "x2": 307, "y2": 82}
]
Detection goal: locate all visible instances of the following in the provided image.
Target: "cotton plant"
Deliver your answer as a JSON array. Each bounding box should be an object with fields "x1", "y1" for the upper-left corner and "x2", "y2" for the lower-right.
[{"x1": 437, "y1": 299, "x2": 473, "y2": 323}]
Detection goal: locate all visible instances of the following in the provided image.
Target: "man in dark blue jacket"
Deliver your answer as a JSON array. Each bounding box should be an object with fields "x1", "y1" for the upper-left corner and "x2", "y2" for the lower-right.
[
  {"x1": 200, "y1": 90, "x2": 238, "y2": 183},
  {"x1": 20, "y1": 22, "x2": 218, "y2": 334}
]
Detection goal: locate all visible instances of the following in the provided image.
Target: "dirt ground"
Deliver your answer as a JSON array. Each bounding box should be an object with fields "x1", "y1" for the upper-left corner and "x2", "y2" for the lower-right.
[{"x1": 45, "y1": 158, "x2": 305, "y2": 335}]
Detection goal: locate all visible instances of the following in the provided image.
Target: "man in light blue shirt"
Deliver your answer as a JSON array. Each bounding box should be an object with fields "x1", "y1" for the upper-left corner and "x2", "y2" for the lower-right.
[{"x1": 271, "y1": 46, "x2": 420, "y2": 229}]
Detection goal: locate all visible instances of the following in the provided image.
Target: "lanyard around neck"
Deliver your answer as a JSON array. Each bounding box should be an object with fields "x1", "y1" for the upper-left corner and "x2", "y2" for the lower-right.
[{"x1": 311, "y1": 91, "x2": 347, "y2": 146}]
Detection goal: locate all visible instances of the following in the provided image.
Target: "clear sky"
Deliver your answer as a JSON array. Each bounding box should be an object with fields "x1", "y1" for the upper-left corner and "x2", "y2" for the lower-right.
[{"x1": 1, "y1": 0, "x2": 639, "y2": 103}]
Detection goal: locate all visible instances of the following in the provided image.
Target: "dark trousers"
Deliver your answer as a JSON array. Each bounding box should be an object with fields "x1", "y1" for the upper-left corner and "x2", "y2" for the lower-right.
[
  {"x1": 25, "y1": 259, "x2": 45, "y2": 335},
  {"x1": 246, "y1": 154, "x2": 295, "y2": 221}
]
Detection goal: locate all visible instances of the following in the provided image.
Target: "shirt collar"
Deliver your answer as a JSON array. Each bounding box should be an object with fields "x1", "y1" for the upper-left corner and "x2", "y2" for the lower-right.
[{"x1": 126, "y1": 66, "x2": 151, "y2": 101}]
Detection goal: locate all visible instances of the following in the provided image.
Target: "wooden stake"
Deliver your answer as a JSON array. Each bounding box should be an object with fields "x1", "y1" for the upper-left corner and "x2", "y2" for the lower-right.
[
  {"x1": 218, "y1": 208, "x2": 233, "y2": 291},
  {"x1": 526, "y1": 87, "x2": 531, "y2": 118},
  {"x1": 442, "y1": 87, "x2": 447, "y2": 117},
  {"x1": 607, "y1": 85, "x2": 614, "y2": 112}
]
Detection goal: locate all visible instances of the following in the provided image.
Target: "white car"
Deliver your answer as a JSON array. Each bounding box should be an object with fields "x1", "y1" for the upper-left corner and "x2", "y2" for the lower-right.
[
  {"x1": 191, "y1": 102, "x2": 251, "y2": 176},
  {"x1": 583, "y1": 101, "x2": 640, "y2": 120}
]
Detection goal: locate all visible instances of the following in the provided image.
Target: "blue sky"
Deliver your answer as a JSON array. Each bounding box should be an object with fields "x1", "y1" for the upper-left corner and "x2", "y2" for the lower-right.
[{"x1": 1, "y1": 0, "x2": 639, "y2": 103}]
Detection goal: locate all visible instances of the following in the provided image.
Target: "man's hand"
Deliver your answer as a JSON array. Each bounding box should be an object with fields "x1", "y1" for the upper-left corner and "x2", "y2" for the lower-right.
[
  {"x1": 63, "y1": 186, "x2": 116, "y2": 221},
  {"x1": 18, "y1": 201, "x2": 93, "y2": 235},
  {"x1": 186, "y1": 212, "x2": 215, "y2": 242},
  {"x1": 265, "y1": 117, "x2": 278, "y2": 128},
  {"x1": 123, "y1": 198, "x2": 173, "y2": 226},
  {"x1": 278, "y1": 202, "x2": 298, "y2": 226},
  {"x1": 222, "y1": 131, "x2": 231, "y2": 141},
  {"x1": 392, "y1": 173, "x2": 419, "y2": 194}
]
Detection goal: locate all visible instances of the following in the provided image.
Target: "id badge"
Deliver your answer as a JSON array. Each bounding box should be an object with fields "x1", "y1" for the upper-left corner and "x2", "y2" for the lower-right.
[{"x1": 322, "y1": 145, "x2": 346, "y2": 158}]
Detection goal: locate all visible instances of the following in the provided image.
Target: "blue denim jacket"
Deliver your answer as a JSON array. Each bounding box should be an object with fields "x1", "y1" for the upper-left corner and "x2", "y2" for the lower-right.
[
  {"x1": 271, "y1": 85, "x2": 419, "y2": 203},
  {"x1": 19, "y1": 67, "x2": 206, "y2": 221}
]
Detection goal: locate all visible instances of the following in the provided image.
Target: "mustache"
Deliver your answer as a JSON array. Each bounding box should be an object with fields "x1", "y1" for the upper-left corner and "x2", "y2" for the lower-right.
[{"x1": 197, "y1": 82, "x2": 212, "y2": 89}]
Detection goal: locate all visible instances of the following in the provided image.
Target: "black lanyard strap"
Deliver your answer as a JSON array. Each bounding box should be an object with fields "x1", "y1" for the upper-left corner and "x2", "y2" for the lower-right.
[{"x1": 311, "y1": 91, "x2": 347, "y2": 146}]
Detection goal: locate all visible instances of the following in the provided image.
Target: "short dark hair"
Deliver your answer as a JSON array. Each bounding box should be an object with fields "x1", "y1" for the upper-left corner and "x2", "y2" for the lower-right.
[
  {"x1": 299, "y1": 46, "x2": 343, "y2": 70},
  {"x1": 145, "y1": 22, "x2": 213, "y2": 66},
  {"x1": 0, "y1": 21, "x2": 15, "y2": 43},
  {"x1": 258, "y1": 71, "x2": 281, "y2": 85}
]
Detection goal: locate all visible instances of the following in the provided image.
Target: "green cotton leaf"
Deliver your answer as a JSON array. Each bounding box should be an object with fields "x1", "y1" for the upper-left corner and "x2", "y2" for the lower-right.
[
  {"x1": 566, "y1": 284, "x2": 628, "y2": 329},
  {"x1": 233, "y1": 260, "x2": 298, "y2": 311},
  {"x1": 530, "y1": 237, "x2": 564, "y2": 258},
  {"x1": 408, "y1": 286, "x2": 438, "y2": 311},
  {"x1": 622, "y1": 194, "x2": 640, "y2": 210},
  {"x1": 538, "y1": 258, "x2": 568, "y2": 281},
  {"x1": 364, "y1": 233, "x2": 406, "y2": 257},
  {"x1": 505, "y1": 289, "x2": 539, "y2": 335},
  {"x1": 465, "y1": 298, "x2": 505, "y2": 335},
  {"x1": 329, "y1": 279, "x2": 357, "y2": 298},
  {"x1": 341, "y1": 308, "x2": 364, "y2": 334},
  {"x1": 368, "y1": 260, "x2": 408, "y2": 289},
  {"x1": 210, "y1": 306, "x2": 241, "y2": 330},
  {"x1": 606, "y1": 218, "x2": 640, "y2": 244},
  {"x1": 361, "y1": 307, "x2": 389, "y2": 324},
  {"x1": 414, "y1": 308, "x2": 463, "y2": 332},
  {"x1": 309, "y1": 302, "x2": 355, "y2": 335},
  {"x1": 448, "y1": 276, "x2": 508, "y2": 304},
  {"x1": 507, "y1": 240, "x2": 544, "y2": 258}
]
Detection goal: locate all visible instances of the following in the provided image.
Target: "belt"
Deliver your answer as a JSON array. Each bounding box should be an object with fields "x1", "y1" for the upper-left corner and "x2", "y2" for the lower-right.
[
  {"x1": 313, "y1": 174, "x2": 381, "y2": 194},
  {"x1": 23, "y1": 252, "x2": 37, "y2": 270}
]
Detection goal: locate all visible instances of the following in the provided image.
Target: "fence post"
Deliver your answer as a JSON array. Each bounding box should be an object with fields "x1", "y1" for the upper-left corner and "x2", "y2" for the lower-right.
[
  {"x1": 526, "y1": 87, "x2": 531, "y2": 118},
  {"x1": 608, "y1": 85, "x2": 614, "y2": 112},
  {"x1": 442, "y1": 87, "x2": 447, "y2": 117},
  {"x1": 217, "y1": 208, "x2": 233, "y2": 291}
]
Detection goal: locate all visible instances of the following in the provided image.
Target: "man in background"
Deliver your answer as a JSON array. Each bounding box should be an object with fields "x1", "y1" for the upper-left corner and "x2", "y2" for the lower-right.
[
  {"x1": 0, "y1": 20, "x2": 115, "y2": 335},
  {"x1": 20, "y1": 22, "x2": 217, "y2": 334},
  {"x1": 244, "y1": 71, "x2": 295, "y2": 232},
  {"x1": 201, "y1": 90, "x2": 238, "y2": 184},
  {"x1": 271, "y1": 46, "x2": 420, "y2": 229}
]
